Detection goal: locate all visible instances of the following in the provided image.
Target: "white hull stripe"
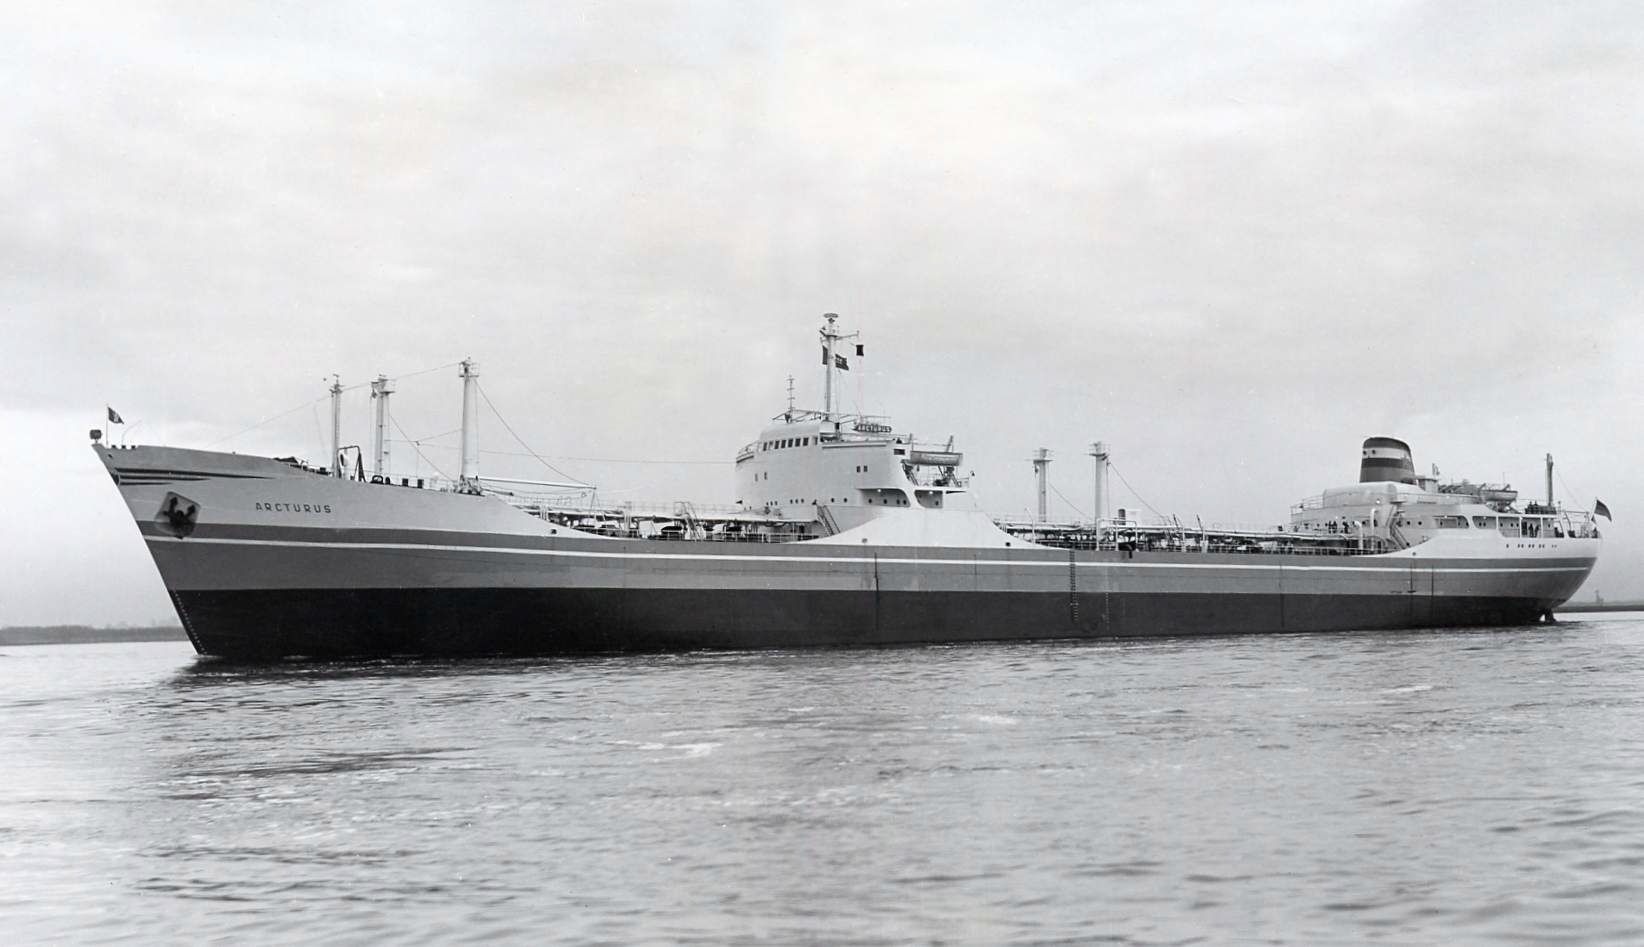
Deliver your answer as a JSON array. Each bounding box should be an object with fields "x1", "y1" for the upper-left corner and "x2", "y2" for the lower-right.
[{"x1": 145, "y1": 535, "x2": 1594, "y2": 575}]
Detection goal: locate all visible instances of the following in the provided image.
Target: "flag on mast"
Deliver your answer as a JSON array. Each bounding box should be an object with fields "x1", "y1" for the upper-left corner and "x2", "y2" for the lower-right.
[{"x1": 107, "y1": 406, "x2": 124, "y2": 424}]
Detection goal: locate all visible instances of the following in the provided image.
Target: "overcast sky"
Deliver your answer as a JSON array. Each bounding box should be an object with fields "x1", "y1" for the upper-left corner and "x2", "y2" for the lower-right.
[{"x1": 4, "y1": 1, "x2": 1641, "y2": 625}]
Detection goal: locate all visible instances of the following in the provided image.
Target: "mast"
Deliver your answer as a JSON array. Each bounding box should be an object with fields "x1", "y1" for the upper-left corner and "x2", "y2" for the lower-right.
[
  {"x1": 1032, "y1": 448, "x2": 1051, "y2": 522},
  {"x1": 370, "y1": 374, "x2": 393, "y2": 480},
  {"x1": 821, "y1": 313, "x2": 838, "y2": 418},
  {"x1": 1089, "y1": 441, "x2": 1109, "y2": 527},
  {"x1": 328, "y1": 375, "x2": 343, "y2": 477},
  {"x1": 818, "y1": 312, "x2": 862, "y2": 420},
  {"x1": 1546, "y1": 452, "x2": 1554, "y2": 507},
  {"x1": 459, "y1": 359, "x2": 480, "y2": 484}
]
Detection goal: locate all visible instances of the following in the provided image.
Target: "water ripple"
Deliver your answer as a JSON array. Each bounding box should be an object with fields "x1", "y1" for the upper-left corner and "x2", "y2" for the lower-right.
[{"x1": 3, "y1": 619, "x2": 1644, "y2": 943}]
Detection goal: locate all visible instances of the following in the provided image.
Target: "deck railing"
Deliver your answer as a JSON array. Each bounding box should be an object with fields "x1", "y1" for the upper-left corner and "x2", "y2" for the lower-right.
[{"x1": 335, "y1": 469, "x2": 1597, "y2": 549}]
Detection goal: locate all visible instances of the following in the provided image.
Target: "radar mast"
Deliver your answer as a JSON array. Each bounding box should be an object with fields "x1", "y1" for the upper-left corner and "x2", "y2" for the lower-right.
[{"x1": 819, "y1": 312, "x2": 861, "y2": 420}]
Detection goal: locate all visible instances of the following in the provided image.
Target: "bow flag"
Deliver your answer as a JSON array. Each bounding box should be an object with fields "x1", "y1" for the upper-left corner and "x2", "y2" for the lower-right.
[
  {"x1": 1595, "y1": 499, "x2": 1612, "y2": 521},
  {"x1": 107, "y1": 406, "x2": 125, "y2": 424}
]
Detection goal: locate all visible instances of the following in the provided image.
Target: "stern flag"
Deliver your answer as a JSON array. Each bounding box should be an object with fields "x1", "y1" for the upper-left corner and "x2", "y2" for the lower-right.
[
  {"x1": 107, "y1": 406, "x2": 124, "y2": 424},
  {"x1": 1595, "y1": 499, "x2": 1612, "y2": 521}
]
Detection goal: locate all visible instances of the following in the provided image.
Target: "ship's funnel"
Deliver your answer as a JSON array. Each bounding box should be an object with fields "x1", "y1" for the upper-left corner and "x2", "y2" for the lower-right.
[{"x1": 1360, "y1": 436, "x2": 1417, "y2": 484}]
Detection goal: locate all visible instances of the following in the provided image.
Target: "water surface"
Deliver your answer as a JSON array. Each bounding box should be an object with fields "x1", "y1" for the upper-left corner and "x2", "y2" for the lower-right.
[{"x1": 5, "y1": 616, "x2": 1644, "y2": 944}]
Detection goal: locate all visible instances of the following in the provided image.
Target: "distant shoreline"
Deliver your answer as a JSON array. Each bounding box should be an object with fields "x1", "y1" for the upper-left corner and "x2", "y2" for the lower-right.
[
  {"x1": 0, "y1": 625, "x2": 188, "y2": 646},
  {"x1": 1, "y1": 605, "x2": 1634, "y2": 647},
  {"x1": 1558, "y1": 603, "x2": 1644, "y2": 614}
]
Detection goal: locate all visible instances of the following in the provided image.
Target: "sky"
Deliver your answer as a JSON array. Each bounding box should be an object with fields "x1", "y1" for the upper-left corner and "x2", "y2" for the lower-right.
[{"x1": 3, "y1": 0, "x2": 1640, "y2": 625}]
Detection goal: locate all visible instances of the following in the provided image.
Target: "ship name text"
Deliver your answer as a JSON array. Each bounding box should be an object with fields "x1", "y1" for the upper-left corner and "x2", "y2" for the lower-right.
[{"x1": 255, "y1": 502, "x2": 334, "y2": 514}]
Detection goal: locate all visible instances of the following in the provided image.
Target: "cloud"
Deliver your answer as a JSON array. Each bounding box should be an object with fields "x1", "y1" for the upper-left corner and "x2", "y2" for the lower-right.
[{"x1": 3, "y1": 0, "x2": 1641, "y2": 621}]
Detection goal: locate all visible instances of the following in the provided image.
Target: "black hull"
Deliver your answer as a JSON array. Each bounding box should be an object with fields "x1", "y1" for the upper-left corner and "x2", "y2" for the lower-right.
[{"x1": 170, "y1": 587, "x2": 1558, "y2": 660}]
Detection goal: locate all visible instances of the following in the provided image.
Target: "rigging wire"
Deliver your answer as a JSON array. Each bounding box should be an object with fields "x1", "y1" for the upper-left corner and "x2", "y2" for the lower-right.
[
  {"x1": 1556, "y1": 470, "x2": 1595, "y2": 512},
  {"x1": 484, "y1": 450, "x2": 730, "y2": 466},
  {"x1": 1107, "y1": 462, "x2": 1167, "y2": 519},
  {"x1": 384, "y1": 439, "x2": 733, "y2": 466},
  {"x1": 390, "y1": 414, "x2": 453, "y2": 479},
  {"x1": 1049, "y1": 483, "x2": 1087, "y2": 520},
  {"x1": 402, "y1": 428, "x2": 461, "y2": 444},
  {"x1": 394, "y1": 360, "x2": 463, "y2": 382},
  {"x1": 474, "y1": 382, "x2": 584, "y2": 484},
  {"x1": 310, "y1": 403, "x2": 327, "y2": 461},
  {"x1": 206, "y1": 395, "x2": 327, "y2": 447},
  {"x1": 202, "y1": 360, "x2": 464, "y2": 448}
]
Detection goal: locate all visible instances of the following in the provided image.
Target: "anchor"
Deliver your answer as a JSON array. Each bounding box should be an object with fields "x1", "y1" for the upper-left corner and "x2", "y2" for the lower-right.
[{"x1": 157, "y1": 492, "x2": 199, "y2": 538}]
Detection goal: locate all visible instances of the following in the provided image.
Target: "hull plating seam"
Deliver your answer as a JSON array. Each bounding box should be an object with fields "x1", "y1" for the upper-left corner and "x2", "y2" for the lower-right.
[{"x1": 142, "y1": 535, "x2": 1593, "y2": 575}]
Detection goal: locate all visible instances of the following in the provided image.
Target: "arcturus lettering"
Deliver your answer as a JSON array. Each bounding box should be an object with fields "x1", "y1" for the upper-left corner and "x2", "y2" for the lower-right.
[{"x1": 254, "y1": 502, "x2": 334, "y2": 514}]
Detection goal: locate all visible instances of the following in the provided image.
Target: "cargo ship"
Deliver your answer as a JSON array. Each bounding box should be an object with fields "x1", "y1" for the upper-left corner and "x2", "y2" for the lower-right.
[{"x1": 94, "y1": 315, "x2": 1602, "y2": 659}]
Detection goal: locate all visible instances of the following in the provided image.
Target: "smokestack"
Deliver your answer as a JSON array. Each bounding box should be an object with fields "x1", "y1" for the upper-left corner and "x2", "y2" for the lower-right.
[{"x1": 1360, "y1": 437, "x2": 1417, "y2": 485}]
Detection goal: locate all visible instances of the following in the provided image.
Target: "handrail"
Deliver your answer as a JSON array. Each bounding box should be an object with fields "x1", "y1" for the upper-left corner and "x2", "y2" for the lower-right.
[{"x1": 816, "y1": 505, "x2": 841, "y2": 537}]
